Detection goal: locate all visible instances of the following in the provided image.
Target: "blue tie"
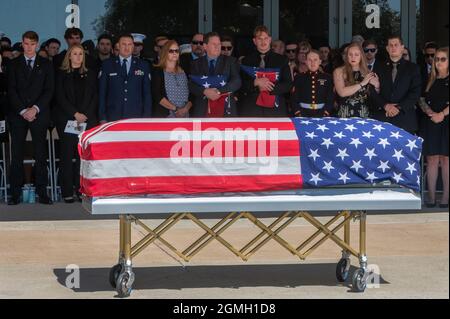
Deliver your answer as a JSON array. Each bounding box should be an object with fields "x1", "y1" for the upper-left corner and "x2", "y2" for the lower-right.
[
  {"x1": 122, "y1": 58, "x2": 128, "y2": 76},
  {"x1": 208, "y1": 60, "x2": 215, "y2": 76}
]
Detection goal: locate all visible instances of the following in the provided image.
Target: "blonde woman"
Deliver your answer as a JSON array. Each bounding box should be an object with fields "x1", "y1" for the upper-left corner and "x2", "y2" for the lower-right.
[
  {"x1": 55, "y1": 44, "x2": 98, "y2": 203},
  {"x1": 419, "y1": 47, "x2": 449, "y2": 208},
  {"x1": 152, "y1": 40, "x2": 192, "y2": 118},
  {"x1": 333, "y1": 43, "x2": 380, "y2": 118}
]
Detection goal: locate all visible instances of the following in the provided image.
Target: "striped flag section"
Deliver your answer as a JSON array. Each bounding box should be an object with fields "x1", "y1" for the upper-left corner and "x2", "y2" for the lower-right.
[{"x1": 79, "y1": 118, "x2": 303, "y2": 197}]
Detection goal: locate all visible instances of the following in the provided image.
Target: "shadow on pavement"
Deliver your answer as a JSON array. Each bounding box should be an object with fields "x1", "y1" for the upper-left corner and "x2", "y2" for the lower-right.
[{"x1": 53, "y1": 263, "x2": 389, "y2": 294}]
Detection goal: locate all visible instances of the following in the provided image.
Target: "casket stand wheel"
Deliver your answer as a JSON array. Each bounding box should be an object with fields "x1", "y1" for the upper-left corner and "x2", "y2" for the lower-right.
[
  {"x1": 336, "y1": 257, "x2": 351, "y2": 282},
  {"x1": 109, "y1": 264, "x2": 122, "y2": 288}
]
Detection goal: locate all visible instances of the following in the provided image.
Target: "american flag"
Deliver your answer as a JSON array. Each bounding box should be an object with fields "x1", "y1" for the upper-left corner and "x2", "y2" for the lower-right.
[
  {"x1": 241, "y1": 65, "x2": 280, "y2": 108},
  {"x1": 190, "y1": 74, "x2": 232, "y2": 117},
  {"x1": 78, "y1": 118, "x2": 422, "y2": 198},
  {"x1": 292, "y1": 117, "x2": 423, "y2": 192}
]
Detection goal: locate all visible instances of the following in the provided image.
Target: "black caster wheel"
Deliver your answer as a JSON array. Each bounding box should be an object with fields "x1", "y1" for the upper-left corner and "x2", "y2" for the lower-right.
[
  {"x1": 116, "y1": 271, "x2": 134, "y2": 298},
  {"x1": 352, "y1": 268, "x2": 367, "y2": 292},
  {"x1": 109, "y1": 264, "x2": 123, "y2": 289},
  {"x1": 336, "y1": 258, "x2": 350, "y2": 282}
]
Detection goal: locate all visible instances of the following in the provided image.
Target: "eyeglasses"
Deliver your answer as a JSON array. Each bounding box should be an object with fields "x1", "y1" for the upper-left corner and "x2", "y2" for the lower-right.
[
  {"x1": 286, "y1": 49, "x2": 297, "y2": 54},
  {"x1": 192, "y1": 41, "x2": 204, "y2": 46},
  {"x1": 435, "y1": 57, "x2": 448, "y2": 63},
  {"x1": 221, "y1": 46, "x2": 233, "y2": 51},
  {"x1": 168, "y1": 49, "x2": 180, "y2": 54},
  {"x1": 425, "y1": 53, "x2": 435, "y2": 58},
  {"x1": 364, "y1": 48, "x2": 377, "y2": 53},
  {"x1": 402, "y1": 53, "x2": 410, "y2": 58}
]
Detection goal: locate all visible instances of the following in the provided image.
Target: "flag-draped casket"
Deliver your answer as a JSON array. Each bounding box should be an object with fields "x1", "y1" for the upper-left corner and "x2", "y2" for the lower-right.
[{"x1": 79, "y1": 118, "x2": 422, "y2": 197}]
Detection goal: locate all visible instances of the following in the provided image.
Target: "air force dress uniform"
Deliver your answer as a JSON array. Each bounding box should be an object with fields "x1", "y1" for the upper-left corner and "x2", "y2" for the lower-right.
[{"x1": 99, "y1": 55, "x2": 152, "y2": 122}]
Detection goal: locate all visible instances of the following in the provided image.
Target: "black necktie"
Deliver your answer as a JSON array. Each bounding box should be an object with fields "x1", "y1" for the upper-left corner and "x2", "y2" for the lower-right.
[
  {"x1": 392, "y1": 62, "x2": 398, "y2": 83},
  {"x1": 208, "y1": 60, "x2": 215, "y2": 76},
  {"x1": 368, "y1": 64, "x2": 373, "y2": 71},
  {"x1": 259, "y1": 54, "x2": 266, "y2": 69},
  {"x1": 122, "y1": 58, "x2": 128, "y2": 76},
  {"x1": 27, "y1": 59, "x2": 33, "y2": 70}
]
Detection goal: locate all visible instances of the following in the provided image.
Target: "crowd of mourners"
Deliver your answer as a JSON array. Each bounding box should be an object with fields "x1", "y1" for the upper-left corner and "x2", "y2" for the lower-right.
[{"x1": 0, "y1": 26, "x2": 448, "y2": 208}]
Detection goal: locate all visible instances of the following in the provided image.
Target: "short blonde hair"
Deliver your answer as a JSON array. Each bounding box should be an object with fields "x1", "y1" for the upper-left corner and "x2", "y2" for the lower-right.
[{"x1": 60, "y1": 44, "x2": 88, "y2": 74}]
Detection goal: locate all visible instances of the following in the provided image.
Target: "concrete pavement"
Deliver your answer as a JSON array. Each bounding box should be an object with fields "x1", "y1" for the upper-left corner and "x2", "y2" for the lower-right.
[{"x1": 0, "y1": 204, "x2": 448, "y2": 299}]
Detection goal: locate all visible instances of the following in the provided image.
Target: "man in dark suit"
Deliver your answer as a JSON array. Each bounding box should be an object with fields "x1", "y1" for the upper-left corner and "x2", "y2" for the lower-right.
[
  {"x1": 371, "y1": 36, "x2": 422, "y2": 134},
  {"x1": 363, "y1": 39, "x2": 384, "y2": 75},
  {"x1": 7, "y1": 31, "x2": 54, "y2": 205},
  {"x1": 180, "y1": 33, "x2": 205, "y2": 76},
  {"x1": 99, "y1": 33, "x2": 152, "y2": 123},
  {"x1": 189, "y1": 32, "x2": 241, "y2": 117},
  {"x1": 240, "y1": 25, "x2": 292, "y2": 117}
]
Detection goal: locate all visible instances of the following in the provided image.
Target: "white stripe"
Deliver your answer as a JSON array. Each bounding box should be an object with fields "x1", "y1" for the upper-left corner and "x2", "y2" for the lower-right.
[
  {"x1": 85, "y1": 130, "x2": 299, "y2": 144},
  {"x1": 116, "y1": 118, "x2": 293, "y2": 124},
  {"x1": 81, "y1": 157, "x2": 301, "y2": 179}
]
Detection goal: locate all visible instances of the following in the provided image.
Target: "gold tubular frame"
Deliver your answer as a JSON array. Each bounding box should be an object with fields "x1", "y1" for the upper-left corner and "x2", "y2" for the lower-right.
[{"x1": 118, "y1": 210, "x2": 367, "y2": 264}]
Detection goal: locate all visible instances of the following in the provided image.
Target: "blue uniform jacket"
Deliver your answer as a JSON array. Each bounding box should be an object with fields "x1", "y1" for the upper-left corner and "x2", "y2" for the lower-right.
[{"x1": 99, "y1": 56, "x2": 152, "y2": 122}]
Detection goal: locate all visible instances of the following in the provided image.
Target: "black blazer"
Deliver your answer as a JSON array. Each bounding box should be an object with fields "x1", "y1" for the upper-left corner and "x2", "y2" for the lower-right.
[
  {"x1": 240, "y1": 50, "x2": 293, "y2": 117},
  {"x1": 189, "y1": 55, "x2": 242, "y2": 117},
  {"x1": 8, "y1": 55, "x2": 54, "y2": 122},
  {"x1": 179, "y1": 53, "x2": 194, "y2": 76},
  {"x1": 371, "y1": 58, "x2": 422, "y2": 133},
  {"x1": 151, "y1": 67, "x2": 193, "y2": 118},
  {"x1": 54, "y1": 69, "x2": 98, "y2": 129}
]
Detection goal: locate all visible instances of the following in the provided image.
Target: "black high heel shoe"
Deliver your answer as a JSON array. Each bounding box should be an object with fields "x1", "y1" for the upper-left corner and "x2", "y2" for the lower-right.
[{"x1": 425, "y1": 202, "x2": 436, "y2": 208}]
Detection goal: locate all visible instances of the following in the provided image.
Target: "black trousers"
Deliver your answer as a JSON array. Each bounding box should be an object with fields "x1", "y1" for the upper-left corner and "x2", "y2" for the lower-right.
[
  {"x1": 56, "y1": 124, "x2": 81, "y2": 198},
  {"x1": 9, "y1": 116, "x2": 49, "y2": 198}
]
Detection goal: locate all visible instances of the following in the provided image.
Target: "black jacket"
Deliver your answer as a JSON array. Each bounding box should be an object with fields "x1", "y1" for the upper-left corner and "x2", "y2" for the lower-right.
[
  {"x1": 8, "y1": 55, "x2": 54, "y2": 122},
  {"x1": 179, "y1": 53, "x2": 195, "y2": 76},
  {"x1": 371, "y1": 58, "x2": 422, "y2": 133},
  {"x1": 189, "y1": 55, "x2": 242, "y2": 117},
  {"x1": 151, "y1": 67, "x2": 193, "y2": 118},
  {"x1": 240, "y1": 50, "x2": 293, "y2": 117},
  {"x1": 54, "y1": 69, "x2": 99, "y2": 129}
]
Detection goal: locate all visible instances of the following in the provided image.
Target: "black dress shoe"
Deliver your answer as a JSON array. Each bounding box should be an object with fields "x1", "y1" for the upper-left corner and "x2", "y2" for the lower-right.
[
  {"x1": 64, "y1": 197, "x2": 75, "y2": 204},
  {"x1": 425, "y1": 202, "x2": 436, "y2": 208},
  {"x1": 7, "y1": 197, "x2": 20, "y2": 206},
  {"x1": 38, "y1": 195, "x2": 53, "y2": 205}
]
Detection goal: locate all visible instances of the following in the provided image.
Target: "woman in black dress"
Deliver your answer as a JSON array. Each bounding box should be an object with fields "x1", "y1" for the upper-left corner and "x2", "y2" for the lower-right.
[
  {"x1": 420, "y1": 47, "x2": 449, "y2": 208},
  {"x1": 55, "y1": 44, "x2": 98, "y2": 203},
  {"x1": 0, "y1": 54, "x2": 7, "y2": 142}
]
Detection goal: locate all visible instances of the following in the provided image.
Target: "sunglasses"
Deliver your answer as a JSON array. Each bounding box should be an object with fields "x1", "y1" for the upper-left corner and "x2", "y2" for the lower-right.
[
  {"x1": 435, "y1": 57, "x2": 448, "y2": 63},
  {"x1": 221, "y1": 46, "x2": 233, "y2": 51},
  {"x1": 425, "y1": 53, "x2": 435, "y2": 58},
  {"x1": 168, "y1": 49, "x2": 179, "y2": 54},
  {"x1": 286, "y1": 49, "x2": 297, "y2": 53},
  {"x1": 364, "y1": 48, "x2": 377, "y2": 53},
  {"x1": 192, "y1": 41, "x2": 204, "y2": 46}
]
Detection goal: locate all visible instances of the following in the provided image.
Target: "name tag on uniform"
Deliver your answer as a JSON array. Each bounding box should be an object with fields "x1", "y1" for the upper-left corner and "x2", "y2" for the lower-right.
[
  {"x1": 109, "y1": 73, "x2": 118, "y2": 77},
  {"x1": 0, "y1": 120, "x2": 5, "y2": 134},
  {"x1": 65, "y1": 120, "x2": 87, "y2": 135},
  {"x1": 318, "y1": 79, "x2": 327, "y2": 86}
]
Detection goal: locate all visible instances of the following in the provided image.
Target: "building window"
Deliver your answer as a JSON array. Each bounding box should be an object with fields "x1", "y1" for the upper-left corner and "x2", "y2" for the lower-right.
[{"x1": 279, "y1": 0, "x2": 330, "y2": 47}]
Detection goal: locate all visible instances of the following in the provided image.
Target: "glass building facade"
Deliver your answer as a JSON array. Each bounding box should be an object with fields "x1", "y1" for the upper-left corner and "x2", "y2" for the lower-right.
[{"x1": 0, "y1": 0, "x2": 448, "y2": 61}]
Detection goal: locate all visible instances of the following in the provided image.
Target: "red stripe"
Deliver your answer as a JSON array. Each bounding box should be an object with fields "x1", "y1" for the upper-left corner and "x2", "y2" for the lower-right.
[
  {"x1": 100, "y1": 121, "x2": 296, "y2": 132},
  {"x1": 80, "y1": 175, "x2": 303, "y2": 197},
  {"x1": 80, "y1": 140, "x2": 300, "y2": 161}
]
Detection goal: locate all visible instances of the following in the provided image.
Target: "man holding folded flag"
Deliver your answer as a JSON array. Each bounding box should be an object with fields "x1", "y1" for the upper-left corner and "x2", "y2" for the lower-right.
[
  {"x1": 189, "y1": 32, "x2": 241, "y2": 117},
  {"x1": 240, "y1": 25, "x2": 292, "y2": 117}
]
